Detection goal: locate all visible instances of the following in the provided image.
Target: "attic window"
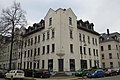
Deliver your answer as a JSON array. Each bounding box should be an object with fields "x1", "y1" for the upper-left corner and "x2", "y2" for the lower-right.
[
  {"x1": 69, "y1": 17, "x2": 72, "y2": 25},
  {"x1": 49, "y1": 17, "x2": 52, "y2": 26}
]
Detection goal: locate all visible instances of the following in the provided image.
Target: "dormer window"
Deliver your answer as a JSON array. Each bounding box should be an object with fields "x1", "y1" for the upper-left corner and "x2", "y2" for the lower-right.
[
  {"x1": 69, "y1": 17, "x2": 72, "y2": 25},
  {"x1": 49, "y1": 17, "x2": 52, "y2": 26}
]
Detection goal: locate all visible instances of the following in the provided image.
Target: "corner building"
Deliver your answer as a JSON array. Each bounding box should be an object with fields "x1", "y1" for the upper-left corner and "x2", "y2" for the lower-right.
[{"x1": 19, "y1": 8, "x2": 100, "y2": 72}]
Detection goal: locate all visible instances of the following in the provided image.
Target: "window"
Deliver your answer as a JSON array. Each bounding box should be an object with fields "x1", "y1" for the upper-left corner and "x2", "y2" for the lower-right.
[
  {"x1": 92, "y1": 38, "x2": 94, "y2": 45},
  {"x1": 69, "y1": 17, "x2": 72, "y2": 25},
  {"x1": 88, "y1": 48, "x2": 91, "y2": 55},
  {"x1": 101, "y1": 54, "x2": 104, "y2": 59},
  {"x1": 109, "y1": 53, "x2": 112, "y2": 59},
  {"x1": 83, "y1": 47, "x2": 86, "y2": 55},
  {"x1": 70, "y1": 30, "x2": 73, "y2": 39},
  {"x1": 37, "y1": 61, "x2": 39, "y2": 69},
  {"x1": 28, "y1": 50, "x2": 30, "y2": 57},
  {"x1": 95, "y1": 38, "x2": 97, "y2": 45},
  {"x1": 42, "y1": 60, "x2": 44, "y2": 69},
  {"x1": 31, "y1": 49, "x2": 33, "y2": 57},
  {"x1": 79, "y1": 33, "x2": 81, "y2": 41},
  {"x1": 49, "y1": 18, "x2": 52, "y2": 26},
  {"x1": 70, "y1": 44, "x2": 73, "y2": 53},
  {"x1": 70, "y1": 59, "x2": 75, "y2": 71},
  {"x1": 117, "y1": 53, "x2": 119, "y2": 59},
  {"x1": 24, "y1": 62, "x2": 26, "y2": 69},
  {"x1": 88, "y1": 36, "x2": 90, "y2": 44},
  {"x1": 24, "y1": 51, "x2": 26, "y2": 58},
  {"x1": 102, "y1": 62, "x2": 105, "y2": 68},
  {"x1": 47, "y1": 45, "x2": 49, "y2": 53},
  {"x1": 38, "y1": 48, "x2": 40, "y2": 55},
  {"x1": 34, "y1": 36, "x2": 37, "y2": 44},
  {"x1": 101, "y1": 46, "x2": 104, "y2": 51},
  {"x1": 31, "y1": 38, "x2": 33, "y2": 45},
  {"x1": 52, "y1": 44, "x2": 55, "y2": 52},
  {"x1": 93, "y1": 49, "x2": 95, "y2": 56},
  {"x1": 47, "y1": 31, "x2": 50, "y2": 40},
  {"x1": 30, "y1": 62, "x2": 32, "y2": 69},
  {"x1": 27, "y1": 62, "x2": 29, "y2": 69},
  {"x1": 116, "y1": 45, "x2": 118, "y2": 50},
  {"x1": 51, "y1": 29, "x2": 55, "y2": 38},
  {"x1": 43, "y1": 33, "x2": 45, "y2": 41},
  {"x1": 38, "y1": 35, "x2": 40, "y2": 43},
  {"x1": 48, "y1": 59, "x2": 53, "y2": 71},
  {"x1": 34, "y1": 63, "x2": 36, "y2": 69},
  {"x1": 89, "y1": 59, "x2": 92, "y2": 68},
  {"x1": 108, "y1": 45, "x2": 111, "y2": 50},
  {"x1": 80, "y1": 46, "x2": 82, "y2": 54},
  {"x1": 96, "y1": 49, "x2": 98, "y2": 56},
  {"x1": 118, "y1": 62, "x2": 120, "y2": 67},
  {"x1": 42, "y1": 46, "x2": 45, "y2": 54},
  {"x1": 19, "y1": 52, "x2": 20, "y2": 59},
  {"x1": 28, "y1": 39, "x2": 30, "y2": 46},
  {"x1": 34, "y1": 48, "x2": 36, "y2": 56},
  {"x1": 110, "y1": 62, "x2": 113, "y2": 68},
  {"x1": 25, "y1": 40, "x2": 27, "y2": 47},
  {"x1": 83, "y1": 34, "x2": 85, "y2": 42}
]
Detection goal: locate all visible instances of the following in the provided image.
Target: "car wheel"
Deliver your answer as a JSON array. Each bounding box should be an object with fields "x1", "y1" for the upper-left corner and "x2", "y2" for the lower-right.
[{"x1": 41, "y1": 75, "x2": 43, "y2": 78}]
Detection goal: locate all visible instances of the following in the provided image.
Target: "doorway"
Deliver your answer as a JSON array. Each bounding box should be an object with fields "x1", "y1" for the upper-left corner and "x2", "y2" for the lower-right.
[{"x1": 58, "y1": 59, "x2": 64, "y2": 72}]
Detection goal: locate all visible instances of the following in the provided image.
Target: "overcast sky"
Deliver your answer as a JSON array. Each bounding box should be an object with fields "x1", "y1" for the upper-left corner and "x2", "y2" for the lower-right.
[{"x1": 0, "y1": 0, "x2": 120, "y2": 33}]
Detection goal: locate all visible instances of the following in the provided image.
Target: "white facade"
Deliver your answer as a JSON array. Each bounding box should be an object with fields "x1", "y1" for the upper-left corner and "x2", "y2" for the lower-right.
[
  {"x1": 99, "y1": 32, "x2": 120, "y2": 68},
  {"x1": 17, "y1": 8, "x2": 100, "y2": 72},
  {"x1": 0, "y1": 8, "x2": 100, "y2": 71}
]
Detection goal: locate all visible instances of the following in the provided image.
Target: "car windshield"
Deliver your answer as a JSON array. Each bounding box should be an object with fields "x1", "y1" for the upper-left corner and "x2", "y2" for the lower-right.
[
  {"x1": 9, "y1": 70, "x2": 15, "y2": 73},
  {"x1": 17, "y1": 70, "x2": 24, "y2": 73}
]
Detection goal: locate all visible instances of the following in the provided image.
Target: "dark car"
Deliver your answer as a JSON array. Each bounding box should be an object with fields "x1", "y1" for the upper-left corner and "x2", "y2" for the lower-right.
[
  {"x1": 87, "y1": 69, "x2": 105, "y2": 78},
  {"x1": 104, "y1": 68, "x2": 117, "y2": 76},
  {"x1": 0, "y1": 70, "x2": 8, "y2": 78},
  {"x1": 34, "y1": 69, "x2": 51, "y2": 78},
  {"x1": 75, "y1": 69, "x2": 89, "y2": 77}
]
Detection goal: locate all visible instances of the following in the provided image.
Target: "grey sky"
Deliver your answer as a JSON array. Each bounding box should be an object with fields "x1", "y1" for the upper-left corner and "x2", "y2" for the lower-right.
[{"x1": 0, "y1": 0, "x2": 120, "y2": 33}]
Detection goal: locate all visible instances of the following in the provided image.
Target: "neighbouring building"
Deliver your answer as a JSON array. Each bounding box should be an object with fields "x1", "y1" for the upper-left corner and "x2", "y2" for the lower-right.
[
  {"x1": 99, "y1": 29, "x2": 120, "y2": 68},
  {"x1": 0, "y1": 28, "x2": 20, "y2": 69},
  {"x1": 0, "y1": 8, "x2": 100, "y2": 72}
]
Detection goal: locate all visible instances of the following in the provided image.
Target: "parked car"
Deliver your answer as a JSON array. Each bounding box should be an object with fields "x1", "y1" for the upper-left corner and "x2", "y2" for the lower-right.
[
  {"x1": 75, "y1": 69, "x2": 89, "y2": 77},
  {"x1": 0, "y1": 70, "x2": 7, "y2": 78},
  {"x1": 34, "y1": 69, "x2": 51, "y2": 78},
  {"x1": 104, "y1": 68, "x2": 117, "y2": 76},
  {"x1": 5, "y1": 70, "x2": 25, "y2": 80},
  {"x1": 87, "y1": 69, "x2": 105, "y2": 78},
  {"x1": 112, "y1": 68, "x2": 120, "y2": 75}
]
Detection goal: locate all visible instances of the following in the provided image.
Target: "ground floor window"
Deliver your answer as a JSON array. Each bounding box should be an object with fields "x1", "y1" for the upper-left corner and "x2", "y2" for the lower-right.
[
  {"x1": 48, "y1": 59, "x2": 53, "y2": 71},
  {"x1": 70, "y1": 59, "x2": 75, "y2": 71},
  {"x1": 81, "y1": 60, "x2": 87, "y2": 69},
  {"x1": 89, "y1": 59, "x2": 92, "y2": 68},
  {"x1": 42, "y1": 60, "x2": 44, "y2": 69}
]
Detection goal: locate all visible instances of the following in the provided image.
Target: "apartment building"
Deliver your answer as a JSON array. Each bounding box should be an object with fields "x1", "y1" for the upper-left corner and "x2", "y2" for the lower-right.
[
  {"x1": 0, "y1": 8, "x2": 100, "y2": 72},
  {"x1": 99, "y1": 29, "x2": 120, "y2": 68},
  {"x1": 17, "y1": 8, "x2": 100, "y2": 72},
  {"x1": 0, "y1": 32, "x2": 19, "y2": 69}
]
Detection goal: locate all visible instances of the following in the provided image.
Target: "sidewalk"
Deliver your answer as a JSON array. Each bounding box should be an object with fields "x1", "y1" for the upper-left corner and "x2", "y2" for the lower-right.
[{"x1": 34, "y1": 76, "x2": 90, "y2": 80}]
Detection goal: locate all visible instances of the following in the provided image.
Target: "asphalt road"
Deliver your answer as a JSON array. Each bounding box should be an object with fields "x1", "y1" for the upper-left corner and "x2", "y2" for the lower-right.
[{"x1": 1, "y1": 75, "x2": 120, "y2": 80}]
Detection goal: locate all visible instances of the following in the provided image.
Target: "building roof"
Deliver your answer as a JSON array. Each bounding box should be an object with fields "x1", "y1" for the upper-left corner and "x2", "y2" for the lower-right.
[
  {"x1": 77, "y1": 19, "x2": 100, "y2": 35},
  {"x1": 99, "y1": 31, "x2": 120, "y2": 43}
]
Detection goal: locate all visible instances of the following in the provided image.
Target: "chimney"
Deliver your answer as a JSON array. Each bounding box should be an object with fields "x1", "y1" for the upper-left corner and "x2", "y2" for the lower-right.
[{"x1": 107, "y1": 29, "x2": 110, "y2": 35}]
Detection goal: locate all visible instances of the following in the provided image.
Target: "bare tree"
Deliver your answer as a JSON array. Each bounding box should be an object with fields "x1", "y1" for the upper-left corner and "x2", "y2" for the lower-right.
[{"x1": 0, "y1": 1, "x2": 27, "y2": 70}]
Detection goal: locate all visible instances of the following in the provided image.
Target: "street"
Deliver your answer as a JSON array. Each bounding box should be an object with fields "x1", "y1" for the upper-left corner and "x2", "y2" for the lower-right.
[{"x1": 1, "y1": 75, "x2": 120, "y2": 80}]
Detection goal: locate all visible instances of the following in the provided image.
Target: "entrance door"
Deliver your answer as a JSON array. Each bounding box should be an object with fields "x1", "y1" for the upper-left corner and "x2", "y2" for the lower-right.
[{"x1": 58, "y1": 59, "x2": 64, "y2": 72}]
